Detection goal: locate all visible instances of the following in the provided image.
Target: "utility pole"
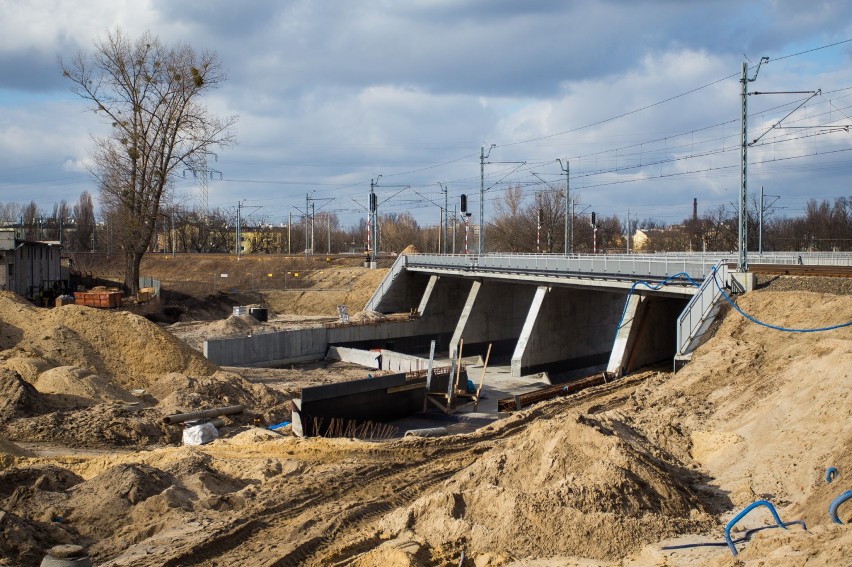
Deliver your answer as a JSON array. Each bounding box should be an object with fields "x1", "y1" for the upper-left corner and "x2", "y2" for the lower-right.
[
  {"x1": 305, "y1": 192, "x2": 335, "y2": 256},
  {"x1": 369, "y1": 176, "x2": 381, "y2": 265},
  {"x1": 536, "y1": 208, "x2": 542, "y2": 253},
  {"x1": 758, "y1": 186, "x2": 763, "y2": 257},
  {"x1": 626, "y1": 209, "x2": 630, "y2": 254},
  {"x1": 738, "y1": 57, "x2": 768, "y2": 272},
  {"x1": 591, "y1": 211, "x2": 597, "y2": 254},
  {"x1": 452, "y1": 205, "x2": 457, "y2": 254},
  {"x1": 236, "y1": 200, "x2": 242, "y2": 258},
  {"x1": 288, "y1": 211, "x2": 291, "y2": 255},
  {"x1": 439, "y1": 182, "x2": 448, "y2": 254},
  {"x1": 479, "y1": 144, "x2": 495, "y2": 255},
  {"x1": 305, "y1": 193, "x2": 310, "y2": 258},
  {"x1": 557, "y1": 158, "x2": 571, "y2": 255}
]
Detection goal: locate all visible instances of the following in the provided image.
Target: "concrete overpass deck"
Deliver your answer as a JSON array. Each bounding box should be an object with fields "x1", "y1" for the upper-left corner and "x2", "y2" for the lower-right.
[{"x1": 204, "y1": 252, "x2": 852, "y2": 382}]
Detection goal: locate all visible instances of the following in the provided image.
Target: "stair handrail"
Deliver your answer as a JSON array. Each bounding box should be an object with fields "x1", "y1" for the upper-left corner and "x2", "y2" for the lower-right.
[
  {"x1": 676, "y1": 260, "x2": 728, "y2": 356},
  {"x1": 363, "y1": 254, "x2": 408, "y2": 312}
]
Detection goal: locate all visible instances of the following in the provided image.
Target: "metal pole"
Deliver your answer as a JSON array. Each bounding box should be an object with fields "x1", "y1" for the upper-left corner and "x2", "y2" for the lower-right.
[
  {"x1": 370, "y1": 178, "x2": 378, "y2": 264},
  {"x1": 738, "y1": 61, "x2": 749, "y2": 272},
  {"x1": 759, "y1": 186, "x2": 764, "y2": 255},
  {"x1": 442, "y1": 183, "x2": 448, "y2": 254},
  {"x1": 327, "y1": 211, "x2": 331, "y2": 254},
  {"x1": 305, "y1": 193, "x2": 309, "y2": 258},
  {"x1": 288, "y1": 211, "x2": 291, "y2": 255},
  {"x1": 536, "y1": 208, "x2": 541, "y2": 253},
  {"x1": 438, "y1": 208, "x2": 443, "y2": 253},
  {"x1": 465, "y1": 216, "x2": 470, "y2": 255},
  {"x1": 558, "y1": 159, "x2": 571, "y2": 255},
  {"x1": 593, "y1": 224, "x2": 597, "y2": 254},
  {"x1": 452, "y1": 205, "x2": 457, "y2": 253},
  {"x1": 626, "y1": 209, "x2": 630, "y2": 254},
  {"x1": 571, "y1": 199, "x2": 575, "y2": 253},
  {"x1": 236, "y1": 201, "x2": 241, "y2": 258},
  {"x1": 479, "y1": 146, "x2": 484, "y2": 255},
  {"x1": 311, "y1": 202, "x2": 315, "y2": 254}
]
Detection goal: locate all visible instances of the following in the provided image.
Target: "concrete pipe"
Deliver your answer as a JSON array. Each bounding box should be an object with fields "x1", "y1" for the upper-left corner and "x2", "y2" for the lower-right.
[
  {"x1": 403, "y1": 427, "x2": 448, "y2": 438},
  {"x1": 163, "y1": 405, "x2": 245, "y2": 425},
  {"x1": 40, "y1": 545, "x2": 91, "y2": 567}
]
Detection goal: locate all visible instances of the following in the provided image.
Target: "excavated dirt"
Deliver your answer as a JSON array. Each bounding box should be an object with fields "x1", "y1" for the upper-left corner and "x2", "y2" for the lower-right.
[{"x1": 0, "y1": 274, "x2": 851, "y2": 566}]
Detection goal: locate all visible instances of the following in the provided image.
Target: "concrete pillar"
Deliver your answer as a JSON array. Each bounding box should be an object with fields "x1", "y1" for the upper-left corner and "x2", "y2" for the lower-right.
[
  {"x1": 511, "y1": 286, "x2": 549, "y2": 377},
  {"x1": 606, "y1": 293, "x2": 644, "y2": 378},
  {"x1": 514, "y1": 287, "x2": 624, "y2": 377},
  {"x1": 449, "y1": 280, "x2": 481, "y2": 355},
  {"x1": 417, "y1": 275, "x2": 440, "y2": 316}
]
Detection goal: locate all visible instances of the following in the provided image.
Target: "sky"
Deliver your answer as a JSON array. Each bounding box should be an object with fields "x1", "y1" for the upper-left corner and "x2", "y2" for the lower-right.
[{"x1": 2, "y1": 0, "x2": 852, "y2": 231}]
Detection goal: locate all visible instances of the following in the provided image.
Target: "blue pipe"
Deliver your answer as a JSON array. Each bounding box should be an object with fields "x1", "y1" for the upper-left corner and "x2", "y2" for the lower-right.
[
  {"x1": 826, "y1": 467, "x2": 838, "y2": 483},
  {"x1": 829, "y1": 491, "x2": 852, "y2": 524},
  {"x1": 724, "y1": 500, "x2": 789, "y2": 556},
  {"x1": 712, "y1": 269, "x2": 852, "y2": 333}
]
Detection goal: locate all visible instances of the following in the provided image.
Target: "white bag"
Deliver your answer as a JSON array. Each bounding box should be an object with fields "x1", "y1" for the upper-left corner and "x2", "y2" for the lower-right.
[{"x1": 182, "y1": 422, "x2": 218, "y2": 445}]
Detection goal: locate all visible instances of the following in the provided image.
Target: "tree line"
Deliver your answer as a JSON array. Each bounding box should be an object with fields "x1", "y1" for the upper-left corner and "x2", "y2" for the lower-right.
[{"x1": 4, "y1": 187, "x2": 852, "y2": 256}]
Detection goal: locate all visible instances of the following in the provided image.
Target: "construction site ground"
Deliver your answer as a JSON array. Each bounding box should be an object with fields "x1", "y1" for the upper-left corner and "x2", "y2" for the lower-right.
[{"x1": 1, "y1": 254, "x2": 852, "y2": 566}]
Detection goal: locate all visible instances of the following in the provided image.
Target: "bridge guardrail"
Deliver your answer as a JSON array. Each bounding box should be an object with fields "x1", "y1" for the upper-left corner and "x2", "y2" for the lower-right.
[{"x1": 405, "y1": 253, "x2": 720, "y2": 283}]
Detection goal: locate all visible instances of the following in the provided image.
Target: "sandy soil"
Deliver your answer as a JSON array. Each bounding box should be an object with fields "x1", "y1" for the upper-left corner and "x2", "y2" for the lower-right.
[{"x1": 1, "y1": 273, "x2": 852, "y2": 566}]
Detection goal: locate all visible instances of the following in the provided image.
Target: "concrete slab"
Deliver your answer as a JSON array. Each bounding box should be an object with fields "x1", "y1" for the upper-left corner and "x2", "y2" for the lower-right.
[
  {"x1": 388, "y1": 361, "x2": 550, "y2": 436},
  {"x1": 326, "y1": 346, "x2": 381, "y2": 369}
]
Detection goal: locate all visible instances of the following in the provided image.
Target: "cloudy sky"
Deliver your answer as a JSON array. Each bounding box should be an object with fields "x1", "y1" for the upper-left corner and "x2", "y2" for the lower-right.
[{"x1": 2, "y1": 0, "x2": 852, "y2": 231}]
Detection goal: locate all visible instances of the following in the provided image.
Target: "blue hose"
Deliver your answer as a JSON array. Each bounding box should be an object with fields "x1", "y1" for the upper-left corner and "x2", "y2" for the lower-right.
[
  {"x1": 611, "y1": 272, "x2": 700, "y2": 351},
  {"x1": 712, "y1": 269, "x2": 852, "y2": 333},
  {"x1": 724, "y1": 500, "x2": 800, "y2": 556},
  {"x1": 826, "y1": 467, "x2": 839, "y2": 483},
  {"x1": 829, "y1": 490, "x2": 852, "y2": 524}
]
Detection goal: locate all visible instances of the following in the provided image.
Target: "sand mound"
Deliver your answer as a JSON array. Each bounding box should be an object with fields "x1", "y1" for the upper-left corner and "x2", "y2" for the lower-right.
[
  {"x1": 0, "y1": 294, "x2": 217, "y2": 389},
  {"x1": 380, "y1": 411, "x2": 711, "y2": 561},
  {"x1": 400, "y1": 245, "x2": 418, "y2": 254},
  {"x1": 0, "y1": 509, "x2": 70, "y2": 567},
  {"x1": 152, "y1": 370, "x2": 291, "y2": 424},
  {"x1": 3, "y1": 404, "x2": 175, "y2": 448},
  {"x1": 202, "y1": 314, "x2": 262, "y2": 337},
  {"x1": 0, "y1": 465, "x2": 83, "y2": 500},
  {"x1": 349, "y1": 310, "x2": 386, "y2": 322},
  {"x1": 35, "y1": 366, "x2": 138, "y2": 406},
  {"x1": 0, "y1": 368, "x2": 50, "y2": 424},
  {"x1": 259, "y1": 267, "x2": 388, "y2": 315},
  {"x1": 66, "y1": 463, "x2": 175, "y2": 538},
  {"x1": 628, "y1": 291, "x2": 852, "y2": 513},
  {"x1": 0, "y1": 355, "x2": 53, "y2": 383}
]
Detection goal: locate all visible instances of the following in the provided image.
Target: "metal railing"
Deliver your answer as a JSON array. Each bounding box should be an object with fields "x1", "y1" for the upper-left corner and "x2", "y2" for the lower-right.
[
  {"x1": 363, "y1": 254, "x2": 408, "y2": 312},
  {"x1": 404, "y1": 253, "x2": 721, "y2": 284},
  {"x1": 676, "y1": 260, "x2": 728, "y2": 356}
]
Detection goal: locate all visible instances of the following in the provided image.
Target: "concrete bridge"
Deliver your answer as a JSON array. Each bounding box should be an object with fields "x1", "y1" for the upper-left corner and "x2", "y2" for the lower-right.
[
  {"x1": 364, "y1": 253, "x2": 728, "y2": 378},
  {"x1": 203, "y1": 251, "x2": 852, "y2": 379}
]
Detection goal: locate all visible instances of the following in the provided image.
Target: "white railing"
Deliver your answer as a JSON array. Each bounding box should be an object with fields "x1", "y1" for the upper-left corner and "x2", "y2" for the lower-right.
[
  {"x1": 363, "y1": 254, "x2": 408, "y2": 312},
  {"x1": 676, "y1": 260, "x2": 728, "y2": 356},
  {"x1": 405, "y1": 253, "x2": 720, "y2": 282}
]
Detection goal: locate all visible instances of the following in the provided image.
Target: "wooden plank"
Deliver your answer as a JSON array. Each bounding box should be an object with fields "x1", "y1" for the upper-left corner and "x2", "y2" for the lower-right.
[
  {"x1": 473, "y1": 343, "x2": 492, "y2": 411},
  {"x1": 386, "y1": 381, "x2": 427, "y2": 394}
]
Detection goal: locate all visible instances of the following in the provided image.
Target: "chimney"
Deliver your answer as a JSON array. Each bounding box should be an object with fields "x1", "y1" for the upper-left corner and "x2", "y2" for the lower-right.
[{"x1": 693, "y1": 197, "x2": 698, "y2": 222}]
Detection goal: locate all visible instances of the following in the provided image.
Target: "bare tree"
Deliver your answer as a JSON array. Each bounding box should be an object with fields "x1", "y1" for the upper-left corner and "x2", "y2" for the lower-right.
[
  {"x1": 61, "y1": 29, "x2": 237, "y2": 292},
  {"x1": 0, "y1": 202, "x2": 22, "y2": 226}
]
